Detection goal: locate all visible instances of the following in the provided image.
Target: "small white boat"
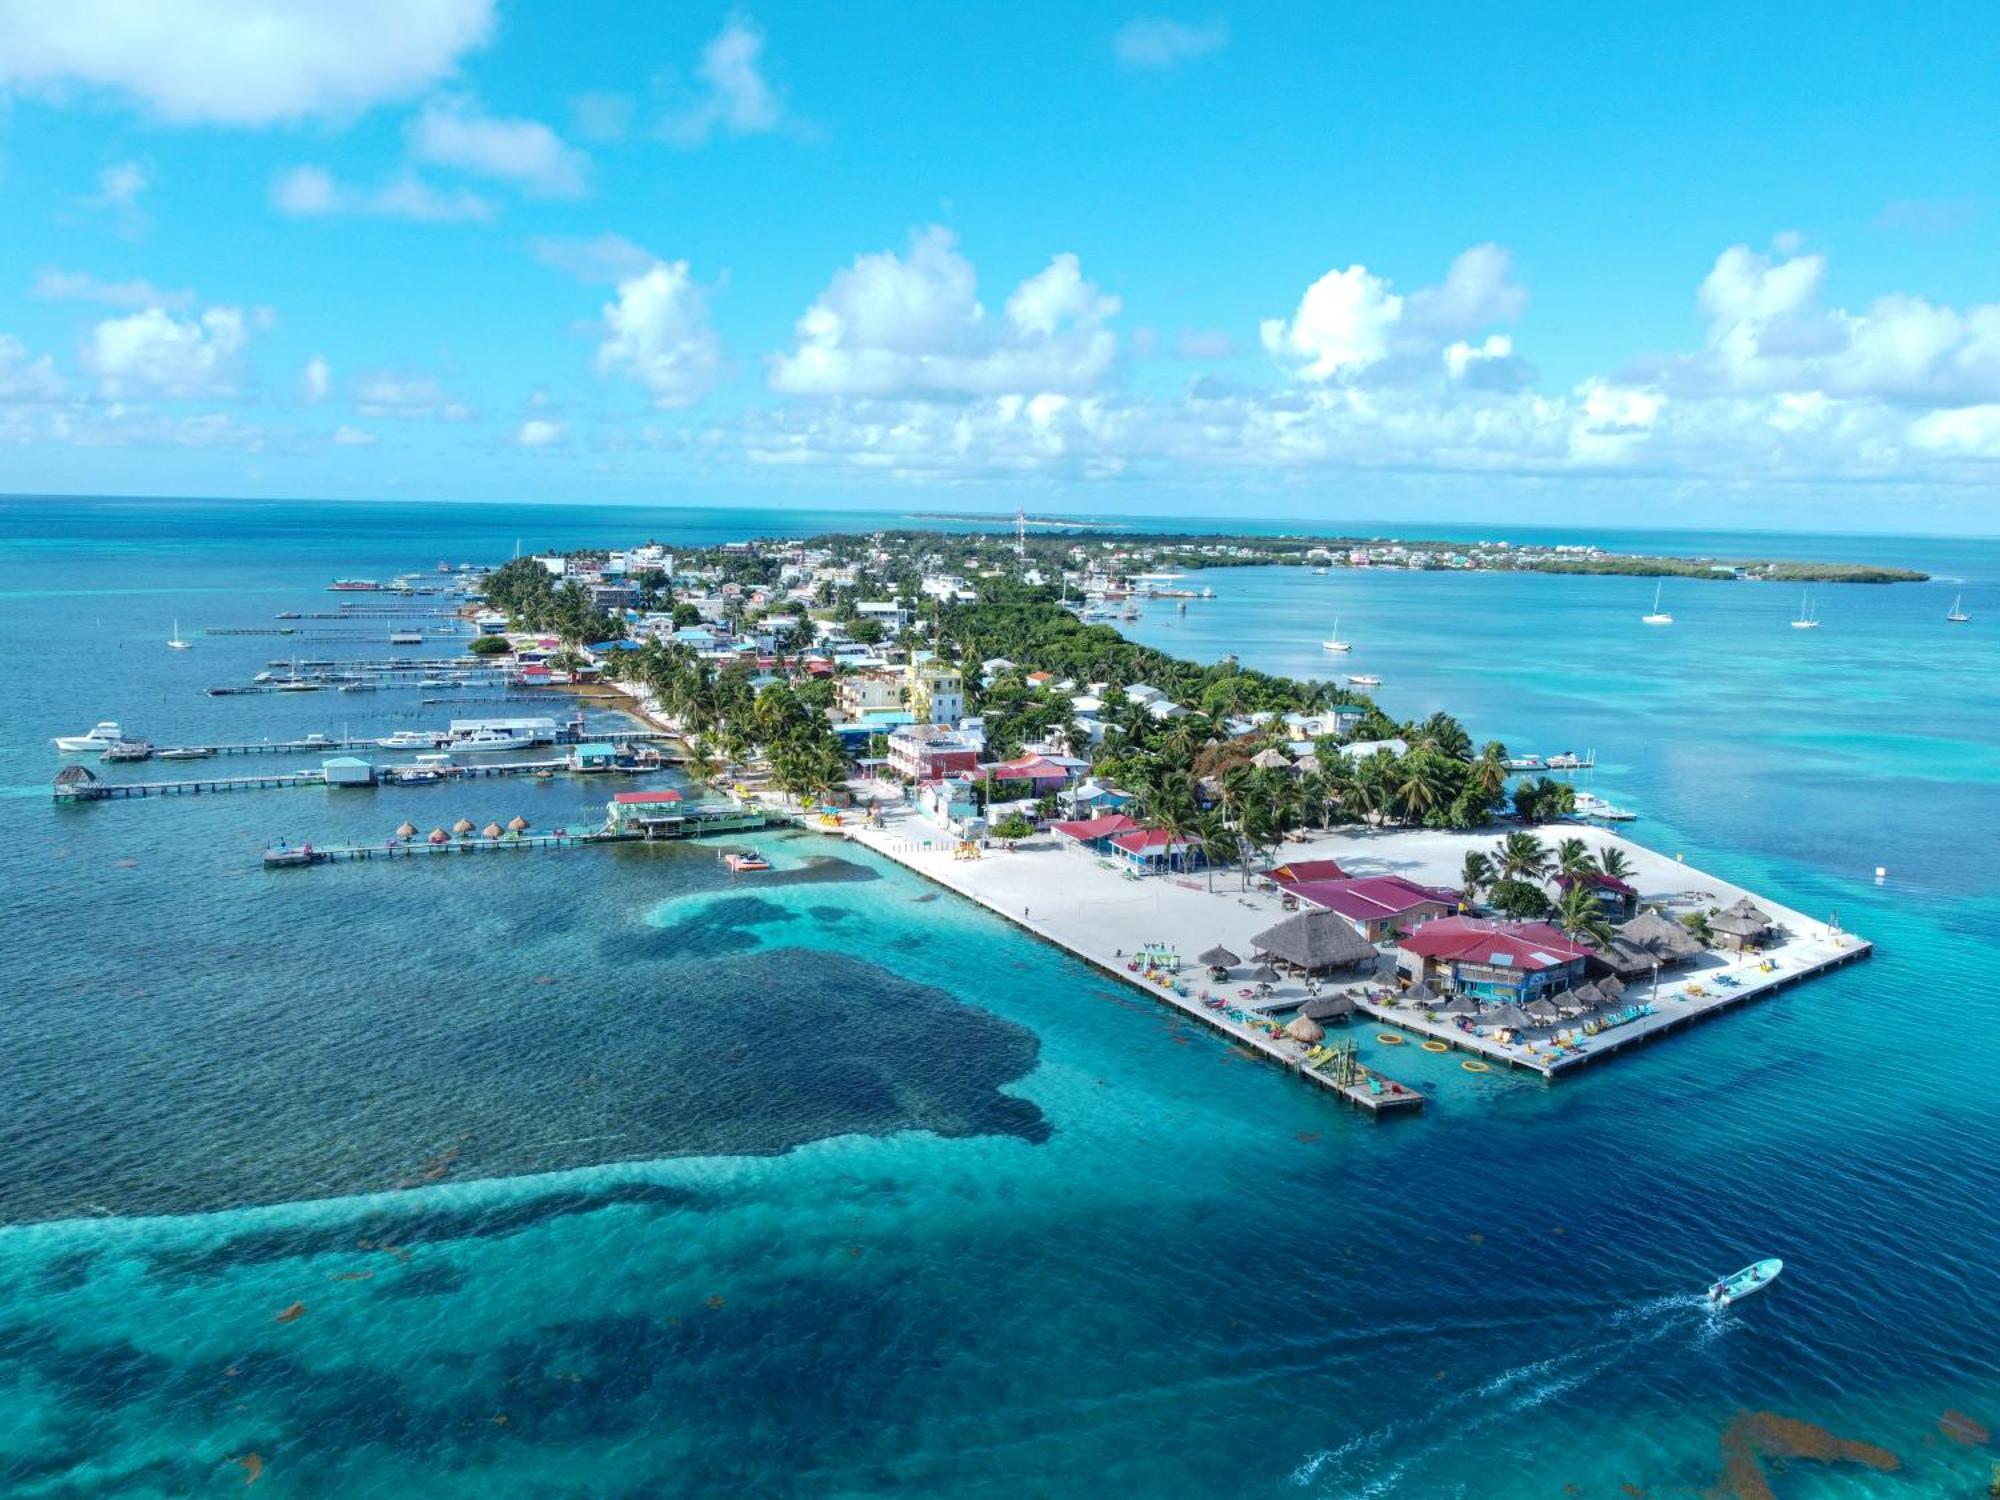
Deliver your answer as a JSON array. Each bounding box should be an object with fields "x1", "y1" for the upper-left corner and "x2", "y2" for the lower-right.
[
  {"x1": 1707, "y1": 1258, "x2": 1782, "y2": 1307},
  {"x1": 1947, "y1": 594, "x2": 1969, "y2": 624},
  {"x1": 1791, "y1": 592, "x2": 1820, "y2": 630},
  {"x1": 1321, "y1": 616, "x2": 1352, "y2": 653},
  {"x1": 158, "y1": 746, "x2": 216, "y2": 761},
  {"x1": 451, "y1": 728, "x2": 526, "y2": 753},
  {"x1": 1572, "y1": 791, "x2": 1637, "y2": 821},
  {"x1": 55, "y1": 721, "x2": 124, "y2": 753},
  {"x1": 167, "y1": 619, "x2": 192, "y2": 650},
  {"x1": 1642, "y1": 581, "x2": 1673, "y2": 625},
  {"x1": 377, "y1": 730, "x2": 442, "y2": 749},
  {"x1": 1345, "y1": 673, "x2": 1382, "y2": 688}
]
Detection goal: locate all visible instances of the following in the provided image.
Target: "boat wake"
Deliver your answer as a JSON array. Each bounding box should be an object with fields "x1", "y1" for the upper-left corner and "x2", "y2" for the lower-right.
[{"x1": 1291, "y1": 1294, "x2": 1715, "y2": 1495}]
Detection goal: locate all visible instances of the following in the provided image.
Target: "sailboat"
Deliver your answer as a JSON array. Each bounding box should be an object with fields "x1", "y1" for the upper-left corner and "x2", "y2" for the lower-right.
[
  {"x1": 1947, "y1": 594, "x2": 1970, "y2": 624},
  {"x1": 1321, "y1": 616, "x2": 1352, "y2": 652},
  {"x1": 1642, "y1": 582, "x2": 1673, "y2": 626},
  {"x1": 1790, "y1": 592, "x2": 1820, "y2": 630},
  {"x1": 167, "y1": 619, "x2": 192, "y2": 649}
]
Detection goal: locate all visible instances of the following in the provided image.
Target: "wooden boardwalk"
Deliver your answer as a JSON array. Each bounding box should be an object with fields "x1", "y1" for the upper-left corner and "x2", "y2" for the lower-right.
[{"x1": 261, "y1": 810, "x2": 781, "y2": 866}]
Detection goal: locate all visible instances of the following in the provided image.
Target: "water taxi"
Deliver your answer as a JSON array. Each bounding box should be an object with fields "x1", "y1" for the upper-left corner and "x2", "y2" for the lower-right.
[
  {"x1": 54, "y1": 721, "x2": 125, "y2": 753},
  {"x1": 1571, "y1": 791, "x2": 1636, "y2": 821},
  {"x1": 1707, "y1": 1258, "x2": 1782, "y2": 1307},
  {"x1": 1345, "y1": 673, "x2": 1382, "y2": 687},
  {"x1": 724, "y1": 851, "x2": 772, "y2": 873}
]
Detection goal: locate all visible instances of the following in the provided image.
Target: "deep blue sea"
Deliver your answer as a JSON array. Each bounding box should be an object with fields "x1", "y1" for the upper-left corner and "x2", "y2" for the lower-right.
[{"x1": 2, "y1": 496, "x2": 1995, "y2": 1497}]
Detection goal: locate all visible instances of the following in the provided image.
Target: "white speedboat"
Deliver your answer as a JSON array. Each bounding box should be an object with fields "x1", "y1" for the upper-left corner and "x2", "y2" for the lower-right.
[
  {"x1": 167, "y1": 619, "x2": 192, "y2": 650},
  {"x1": 451, "y1": 728, "x2": 526, "y2": 753},
  {"x1": 1321, "y1": 616, "x2": 1352, "y2": 653},
  {"x1": 1707, "y1": 1258, "x2": 1782, "y2": 1307},
  {"x1": 1572, "y1": 791, "x2": 1637, "y2": 821},
  {"x1": 1643, "y1": 581, "x2": 1673, "y2": 625},
  {"x1": 377, "y1": 730, "x2": 443, "y2": 749},
  {"x1": 1345, "y1": 673, "x2": 1382, "y2": 687},
  {"x1": 55, "y1": 721, "x2": 124, "y2": 753}
]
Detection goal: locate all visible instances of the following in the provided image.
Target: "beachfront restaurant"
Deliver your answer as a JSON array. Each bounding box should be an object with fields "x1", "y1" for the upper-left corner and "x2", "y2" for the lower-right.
[
  {"x1": 1287, "y1": 874, "x2": 1460, "y2": 942},
  {"x1": 606, "y1": 788, "x2": 685, "y2": 833},
  {"x1": 1396, "y1": 917, "x2": 1591, "y2": 1004},
  {"x1": 1050, "y1": 812, "x2": 1140, "y2": 854},
  {"x1": 1107, "y1": 826, "x2": 1204, "y2": 875}
]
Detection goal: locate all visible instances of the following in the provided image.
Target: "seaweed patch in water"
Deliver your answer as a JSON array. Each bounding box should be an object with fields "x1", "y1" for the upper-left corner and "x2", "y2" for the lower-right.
[
  {"x1": 1939, "y1": 1408, "x2": 1989, "y2": 1446},
  {"x1": 1709, "y1": 1409, "x2": 1900, "y2": 1499}
]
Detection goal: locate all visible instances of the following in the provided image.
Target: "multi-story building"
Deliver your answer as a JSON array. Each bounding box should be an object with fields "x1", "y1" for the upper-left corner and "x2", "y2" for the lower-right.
[{"x1": 904, "y1": 659, "x2": 963, "y2": 725}]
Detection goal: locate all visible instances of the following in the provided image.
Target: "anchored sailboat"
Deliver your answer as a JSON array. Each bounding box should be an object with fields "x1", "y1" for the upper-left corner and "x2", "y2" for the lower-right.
[
  {"x1": 1790, "y1": 592, "x2": 1820, "y2": 630},
  {"x1": 1642, "y1": 582, "x2": 1673, "y2": 625},
  {"x1": 1947, "y1": 594, "x2": 1970, "y2": 623},
  {"x1": 167, "y1": 618, "x2": 192, "y2": 649},
  {"x1": 1321, "y1": 616, "x2": 1351, "y2": 652}
]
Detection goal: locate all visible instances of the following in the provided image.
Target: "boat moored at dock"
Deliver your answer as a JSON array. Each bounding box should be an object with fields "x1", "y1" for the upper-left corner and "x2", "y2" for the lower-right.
[{"x1": 55, "y1": 721, "x2": 125, "y2": 753}]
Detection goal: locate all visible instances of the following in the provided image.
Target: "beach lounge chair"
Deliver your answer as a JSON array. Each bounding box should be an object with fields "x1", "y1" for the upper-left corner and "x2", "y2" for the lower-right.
[{"x1": 1367, "y1": 1076, "x2": 1384, "y2": 1096}]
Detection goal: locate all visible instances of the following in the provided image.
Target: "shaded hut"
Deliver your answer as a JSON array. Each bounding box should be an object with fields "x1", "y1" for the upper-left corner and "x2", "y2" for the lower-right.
[
  {"x1": 1440, "y1": 993, "x2": 1479, "y2": 1018},
  {"x1": 1598, "y1": 975, "x2": 1627, "y2": 1000},
  {"x1": 1406, "y1": 980, "x2": 1440, "y2": 1007},
  {"x1": 395, "y1": 821, "x2": 418, "y2": 839},
  {"x1": 1599, "y1": 908, "x2": 1705, "y2": 975},
  {"x1": 1248, "y1": 963, "x2": 1283, "y2": 984},
  {"x1": 427, "y1": 827, "x2": 450, "y2": 845},
  {"x1": 1302, "y1": 993, "x2": 1356, "y2": 1023},
  {"x1": 482, "y1": 822, "x2": 504, "y2": 840},
  {"x1": 1485, "y1": 1003, "x2": 1536, "y2": 1031},
  {"x1": 1251, "y1": 910, "x2": 1379, "y2": 973},
  {"x1": 452, "y1": 817, "x2": 476, "y2": 835},
  {"x1": 1708, "y1": 897, "x2": 1775, "y2": 951},
  {"x1": 1523, "y1": 995, "x2": 1562, "y2": 1026},
  {"x1": 506, "y1": 815, "x2": 530, "y2": 832},
  {"x1": 1556, "y1": 982, "x2": 1602, "y2": 1018},
  {"x1": 1285, "y1": 1014, "x2": 1325, "y2": 1044},
  {"x1": 1251, "y1": 747, "x2": 1294, "y2": 772},
  {"x1": 1197, "y1": 945, "x2": 1240, "y2": 971}
]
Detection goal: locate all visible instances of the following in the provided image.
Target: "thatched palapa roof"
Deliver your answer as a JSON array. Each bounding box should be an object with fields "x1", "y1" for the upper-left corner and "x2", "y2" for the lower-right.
[
  {"x1": 1607, "y1": 909, "x2": 1705, "y2": 967},
  {"x1": 1523, "y1": 996, "x2": 1562, "y2": 1023},
  {"x1": 1285, "y1": 1015, "x2": 1325, "y2": 1043},
  {"x1": 1440, "y1": 993, "x2": 1479, "y2": 1017},
  {"x1": 1302, "y1": 993, "x2": 1357, "y2": 1021},
  {"x1": 1485, "y1": 1003, "x2": 1536, "y2": 1030},
  {"x1": 1197, "y1": 945, "x2": 1240, "y2": 969},
  {"x1": 1251, "y1": 910, "x2": 1378, "y2": 972}
]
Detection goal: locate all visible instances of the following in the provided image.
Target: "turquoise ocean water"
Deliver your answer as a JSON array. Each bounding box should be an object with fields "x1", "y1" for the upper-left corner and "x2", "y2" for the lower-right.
[{"x1": 1, "y1": 497, "x2": 1995, "y2": 1497}]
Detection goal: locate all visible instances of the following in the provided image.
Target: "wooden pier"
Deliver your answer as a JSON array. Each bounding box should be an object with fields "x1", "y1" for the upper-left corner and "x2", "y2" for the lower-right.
[
  {"x1": 59, "y1": 768, "x2": 330, "y2": 799},
  {"x1": 261, "y1": 810, "x2": 782, "y2": 866}
]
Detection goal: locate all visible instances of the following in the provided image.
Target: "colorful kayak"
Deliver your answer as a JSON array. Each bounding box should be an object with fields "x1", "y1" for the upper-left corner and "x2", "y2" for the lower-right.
[{"x1": 1707, "y1": 1258, "x2": 1782, "y2": 1306}]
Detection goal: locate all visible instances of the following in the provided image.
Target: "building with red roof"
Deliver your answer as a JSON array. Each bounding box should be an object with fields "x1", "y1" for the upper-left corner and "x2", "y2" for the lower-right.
[
  {"x1": 1289, "y1": 874, "x2": 1460, "y2": 941},
  {"x1": 1107, "y1": 825, "x2": 1204, "y2": 875},
  {"x1": 1267, "y1": 858, "x2": 1349, "y2": 886},
  {"x1": 1554, "y1": 870, "x2": 1640, "y2": 919},
  {"x1": 1049, "y1": 813, "x2": 1140, "y2": 853},
  {"x1": 1396, "y1": 917, "x2": 1593, "y2": 1003}
]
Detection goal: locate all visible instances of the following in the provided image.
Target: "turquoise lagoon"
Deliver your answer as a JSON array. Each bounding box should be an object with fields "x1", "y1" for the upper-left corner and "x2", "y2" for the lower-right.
[{"x1": 0, "y1": 498, "x2": 1995, "y2": 1497}]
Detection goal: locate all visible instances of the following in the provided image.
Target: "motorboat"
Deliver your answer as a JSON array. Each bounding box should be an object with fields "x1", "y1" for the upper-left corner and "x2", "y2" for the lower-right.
[
  {"x1": 158, "y1": 746, "x2": 216, "y2": 761},
  {"x1": 55, "y1": 721, "x2": 125, "y2": 753},
  {"x1": 1707, "y1": 1258, "x2": 1782, "y2": 1307},
  {"x1": 451, "y1": 728, "x2": 526, "y2": 753},
  {"x1": 167, "y1": 619, "x2": 192, "y2": 650},
  {"x1": 274, "y1": 678, "x2": 321, "y2": 692},
  {"x1": 1345, "y1": 673, "x2": 1382, "y2": 688},
  {"x1": 377, "y1": 730, "x2": 443, "y2": 749},
  {"x1": 1572, "y1": 791, "x2": 1637, "y2": 821},
  {"x1": 1545, "y1": 750, "x2": 1593, "y2": 769},
  {"x1": 1947, "y1": 594, "x2": 1970, "y2": 624},
  {"x1": 338, "y1": 681, "x2": 379, "y2": 693},
  {"x1": 1791, "y1": 591, "x2": 1820, "y2": 629},
  {"x1": 1321, "y1": 616, "x2": 1352, "y2": 653},
  {"x1": 724, "y1": 851, "x2": 772, "y2": 873},
  {"x1": 1642, "y1": 581, "x2": 1673, "y2": 625},
  {"x1": 1502, "y1": 755, "x2": 1545, "y2": 772},
  {"x1": 101, "y1": 738, "x2": 156, "y2": 763},
  {"x1": 262, "y1": 844, "x2": 326, "y2": 868}
]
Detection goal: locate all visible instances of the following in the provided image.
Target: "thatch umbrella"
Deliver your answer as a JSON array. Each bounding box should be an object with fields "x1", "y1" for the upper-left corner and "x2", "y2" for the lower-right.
[
  {"x1": 1303, "y1": 993, "x2": 1356, "y2": 1022},
  {"x1": 453, "y1": 817, "x2": 475, "y2": 835},
  {"x1": 1599, "y1": 975, "x2": 1627, "y2": 999},
  {"x1": 1251, "y1": 910, "x2": 1378, "y2": 973},
  {"x1": 1197, "y1": 945, "x2": 1240, "y2": 969},
  {"x1": 1251, "y1": 747, "x2": 1293, "y2": 772},
  {"x1": 1440, "y1": 993, "x2": 1479, "y2": 1018},
  {"x1": 1249, "y1": 963, "x2": 1283, "y2": 984},
  {"x1": 482, "y1": 821, "x2": 504, "y2": 840},
  {"x1": 507, "y1": 815, "x2": 530, "y2": 832},
  {"x1": 1286, "y1": 1014, "x2": 1325, "y2": 1043},
  {"x1": 1522, "y1": 996, "x2": 1562, "y2": 1026},
  {"x1": 395, "y1": 820, "x2": 418, "y2": 839},
  {"x1": 1725, "y1": 895, "x2": 1772, "y2": 923},
  {"x1": 1486, "y1": 1003, "x2": 1535, "y2": 1031},
  {"x1": 427, "y1": 827, "x2": 450, "y2": 845},
  {"x1": 1406, "y1": 980, "x2": 1440, "y2": 1006},
  {"x1": 1557, "y1": 982, "x2": 1601, "y2": 1017}
]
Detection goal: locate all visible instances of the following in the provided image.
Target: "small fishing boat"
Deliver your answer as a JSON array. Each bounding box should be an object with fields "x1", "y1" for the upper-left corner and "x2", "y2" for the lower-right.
[
  {"x1": 1345, "y1": 673, "x2": 1382, "y2": 687},
  {"x1": 1544, "y1": 750, "x2": 1593, "y2": 770},
  {"x1": 1707, "y1": 1258, "x2": 1782, "y2": 1307},
  {"x1": 1321, "y1": 616, "x2": 1352, "y2": 653},
  {"x1": 54, "y1": 720, "x2": 125, "y2": 753},
  {"x1": 1642, "y1": 581, "x2": 1673, "y2": 625},
  {"x1": 1947, "y1": 594, "x2": 1970, "y2": 623},
  {"x1": 1572, "y1": 791, "x2": 1637, "y2": 821},
  {"x1": 262, "y1": 844, "x2": 325, "y2": 868},
  {"x1": 167, "y1": 619, "x2": 192, "y2": 650},
  {"x1": 1791, "y1": 591, "x2": 1820, "y2": 630},
  {"x1": 158, "y1": 746, "x2": 217, "y2": 761},
  {"x1": 377, "y1": 730, "x2": 442, "y2": 749},
  {"x1": 724, "y1": 851, "x2": 772, "y2": 873}
]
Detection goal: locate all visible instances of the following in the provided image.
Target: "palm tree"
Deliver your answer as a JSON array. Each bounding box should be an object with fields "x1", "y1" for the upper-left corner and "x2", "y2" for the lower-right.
[
  {"x1": 1392, "y1": 751, "x2": 1454, "y2": 824},
  {"x1": 1460, "y1": 850, "x2": 1494, "y2": 902},
  {"x1": 1596, "y1": 846, "x2": 1634, "y2": 881},
  {"x1": 1472, "y1": 741, "x2": 1510, "y2": 799},
  {"x1": 1555, "y1": 836, "x2": 1595, "y2": 880},
  {"x1": 1556, "y1": 882, "x2": 1615, "y2": 947},
  {"x1": 1494, "y1": 830, "x2": 1551, "y2": 882},
  {"x1": 1190, "y1": 809, "x2": 1236, "y2": 890}
]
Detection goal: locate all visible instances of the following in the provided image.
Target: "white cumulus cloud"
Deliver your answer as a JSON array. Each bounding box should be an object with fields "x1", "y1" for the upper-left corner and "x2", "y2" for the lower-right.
[
  {"x1": 302, "y1": 355, "x2": 331, "y2": 403},
  {"x1": 515, "y1": 418, "x2": 565, "y2": 447},
  {"x1": 0, "y1": 334, "x2": 66, "y2": 401},
  {"x1": 81, "y1": 305, "x2": 256, "y2": 397},
  {"x1": 34, "y1": 267, "x2": 193, "y2": 310},
  {"x1": 661, "y1": 14, "x2": 785, "y2": 146},
  {"x1": 594, "y1": 261, "x2": 725, "y2": 409},
  {"x1": 1114, "y1": 16, "x2": 1229, "y2": 70},
  {"x1": 271, "y1": 165, "x2": 494, "y2": 223},
  {"x1": 332, "y1": 424, "x2": 377, "y2": 446},
  {"x1": 407, "y1": 99, "x2": 588, "y2": 197},
  {"x1": 768, "y1": 227, "x2": 1120, "y2": 398},
  {"x1": 531, "y1": 232, "x2": 656, "y2": 284},
  {"x1": 0, "y1": 0, "x2": 495, "y2": 126}
]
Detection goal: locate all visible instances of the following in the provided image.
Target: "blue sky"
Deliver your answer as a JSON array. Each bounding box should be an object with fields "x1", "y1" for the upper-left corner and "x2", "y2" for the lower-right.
[{"x1": 1, "y1": 1, "x2": 1996, "y2": 531}]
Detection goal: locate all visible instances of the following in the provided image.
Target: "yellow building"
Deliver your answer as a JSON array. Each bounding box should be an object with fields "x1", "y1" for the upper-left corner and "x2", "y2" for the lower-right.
[{"x1": 904, "y1": 660, "x2": 964, "y2": 725}]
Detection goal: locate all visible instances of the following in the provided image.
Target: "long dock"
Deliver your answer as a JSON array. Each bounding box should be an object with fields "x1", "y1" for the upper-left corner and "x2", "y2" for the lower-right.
[
  {"x1": 261, "y1": 810, "x2": 782, "y2": 865},
  {"x1": 55, "y1": 757, "x2": 679, "y2": 801}
]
